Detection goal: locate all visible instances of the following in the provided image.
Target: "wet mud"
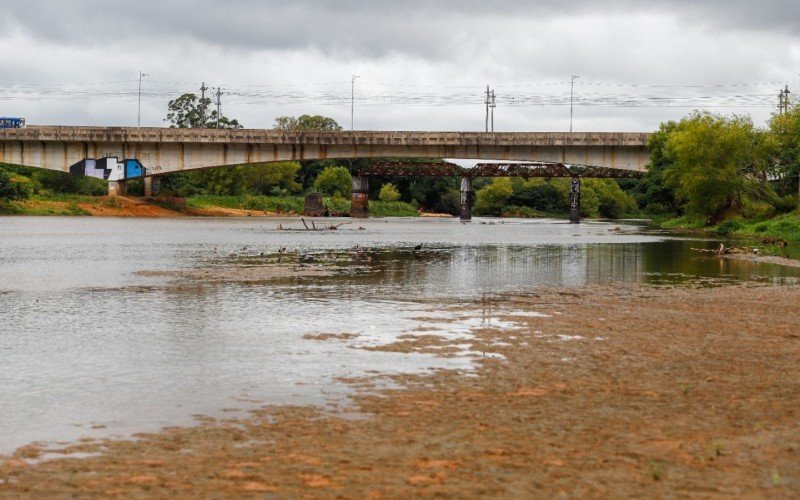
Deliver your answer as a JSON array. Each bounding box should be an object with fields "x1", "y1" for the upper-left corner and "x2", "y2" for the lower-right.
[{"x1": 2, "y1": 284, "x2": 799, "y2": 497}]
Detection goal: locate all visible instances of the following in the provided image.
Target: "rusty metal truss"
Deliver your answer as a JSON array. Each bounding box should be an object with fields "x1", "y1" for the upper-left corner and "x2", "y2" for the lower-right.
[{"x1": 358, "y1": 161, "x2": 643, "y2": 179}]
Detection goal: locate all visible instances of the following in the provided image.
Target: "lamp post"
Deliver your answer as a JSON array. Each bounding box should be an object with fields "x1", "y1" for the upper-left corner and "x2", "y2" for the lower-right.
[
  {"x1": 570, "y1": 75, "x2": 579, "y2": 133},
  {"x1": 351, "y1": 75, "x2": 360, "y2": 131},
  {"x1": 137, "y1": 71, "x2": 148, "y2": 128}
]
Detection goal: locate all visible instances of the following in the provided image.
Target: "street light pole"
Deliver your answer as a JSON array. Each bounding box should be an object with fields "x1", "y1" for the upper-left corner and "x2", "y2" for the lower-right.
[
  {"x1": 351, "y1": 75, "x2": 360, "y2": 131},
  {"x1": 570, "y1": 75, "x2": 579, "y2": 133},
  {"x1": 137, "y1": 71, "x2": 148, "y2": 128}
]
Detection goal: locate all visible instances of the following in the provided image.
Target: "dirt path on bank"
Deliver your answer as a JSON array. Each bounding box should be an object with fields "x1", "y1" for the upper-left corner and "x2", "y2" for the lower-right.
[{"x1": 1, "y1": 284, "x2": 798, "y2": 497}]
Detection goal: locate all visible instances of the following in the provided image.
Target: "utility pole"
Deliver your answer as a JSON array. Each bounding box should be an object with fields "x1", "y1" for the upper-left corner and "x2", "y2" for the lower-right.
[
  {"x1": 351, "y1": 75, "x2": 359, "y2": 131},
  {"x1": 779, "y1": 85, "x2": 791, "y2": 115},
  {"x1": 484, "y1": 85, "x2": 491, "y2": 132},
  {"x1": 490, "y1": 89, "x2": 496, "y2": 132},
  {"x1": 214, "y1": 87, "x2": 222, "y2": 129},
  {"x1": 200, "y1": 82, "x2": 209, "y2": 127},
  {"x1": 570, "y1": 75, "x2": 579, "y2": 133},
  {"x1": 137, "y1": 71, "x2": 148, "y2": 128}
]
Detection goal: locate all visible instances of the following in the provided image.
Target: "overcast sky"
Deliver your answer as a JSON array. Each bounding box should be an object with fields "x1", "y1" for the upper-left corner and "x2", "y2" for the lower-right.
[{"x1": 1, "y1": 0, "x2": 798, "y2": 132}]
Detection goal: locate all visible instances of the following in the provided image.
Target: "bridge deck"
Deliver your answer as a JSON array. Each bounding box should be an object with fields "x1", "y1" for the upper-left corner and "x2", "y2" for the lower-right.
[{"x1": 0, "y1": 127, "x2": 652, "y2": 175}]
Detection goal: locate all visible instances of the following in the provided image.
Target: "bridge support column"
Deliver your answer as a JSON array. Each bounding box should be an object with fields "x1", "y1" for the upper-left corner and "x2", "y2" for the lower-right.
[
  {"x1": 351, "y1": 175, "x2": 369, "y2": 218},
  {"x1": 143, "y1": 176, "x2": 162, "y2": 197},
  {"x1": 108, "y1": 181, "x2": 127, "y2": 197},
  {"x1": 460, "y1": 176, "x2": 473, "y2": 221},
  {"x1": 569, "y1": 177, "x2": 581, "y2": 224}
]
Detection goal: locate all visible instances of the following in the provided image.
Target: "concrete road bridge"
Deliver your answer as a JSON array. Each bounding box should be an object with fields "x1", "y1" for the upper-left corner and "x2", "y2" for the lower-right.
[{"x1": 0, "y1": 126, "x2": 652, "y2": 221}]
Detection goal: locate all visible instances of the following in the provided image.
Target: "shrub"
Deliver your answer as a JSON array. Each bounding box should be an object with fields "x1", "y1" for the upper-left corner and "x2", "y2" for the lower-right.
[
  {"x1": 501, "y1": 205, "x2": 538, "y2": 218},
  {"x1": 509, "y1": 179, "x2": 564, "y2": 212},
  {"x1": 644, "y1": 202, "x2": 669, "y2": 214},
  {"x1": 314, "y1": 167, "x2": 351, "y2": 198},
  {"x1": 474, "y1": 178, "x2": 513, "y2": 216},
  {"x1": 378, "y1": 182, "x2": 401, "y2": 202},
  {"x1": 0, "y1": 169, "x2": 30, "y2": 200},
  {"x1": 715, "y1": 219, "x2": 744, "y2": 235}
]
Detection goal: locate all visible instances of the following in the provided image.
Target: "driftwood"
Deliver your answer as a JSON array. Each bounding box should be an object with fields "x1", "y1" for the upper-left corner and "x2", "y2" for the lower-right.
[
  {"x1": 692, "y1": 243, "x2": 757, "y2": 256},
  {"x1": 762, "y1": 236, "x2": 788, "y2": 248},
  {"x1": 278, "y1": 218, "x2": 352, "y2": 231}
]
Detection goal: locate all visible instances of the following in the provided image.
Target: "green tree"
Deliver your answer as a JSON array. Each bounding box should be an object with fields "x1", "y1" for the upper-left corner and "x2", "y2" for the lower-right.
[
  {"x1": 314, "y1": 166, "x2": 351, "y2": 197},
  {"x1": 191, "y1": 166, "x2": 247, "y2": 195},
  {"x1": 583, "y1": 179, "x2": 638, "y2": 218},
  {"x1": 166, "y1": 93, "x2": 242, "y2": 129},
  {"x1": 770, "y1": 104, "x2": 800, "y2": 201},
  {"x1": 378, "y1": 182, "x2": 401, "y2": 202},
  {"x1": 635, "y1": 121, "x2": 680, "y2": 214},
  {"x1": 509, "y1": 178, "x2": 564, "y2": 213},
  {"x1": 274, "y1": 115, "x2": 342, "y2": 132},
  {"x1": 664, "y1": 112, "x2": 777, "y2": 221},
  {"x1": 243, "y1": 162, "x2": 302, "y2": 195},
  {"x1": 474, "y1": 178, "x2": 513, "y2": 216}
]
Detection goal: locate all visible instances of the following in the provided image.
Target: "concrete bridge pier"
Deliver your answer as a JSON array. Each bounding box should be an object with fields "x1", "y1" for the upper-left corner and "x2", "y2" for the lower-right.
[
  {"x1": 143, "y1": 176, "x2": 162, "y2": 197},
  {"x1": 351, "y1": 175, "x2": 369, "y2": 218},
  {"x1": 460, "y1": 176, "x2": 473, "y2": 221},
  {"x1": 107, "y1": 181, "x2": 127, "y2": 197},
  {"x1": 569, "y1": 178, "x2": 581, "y2": 224}
]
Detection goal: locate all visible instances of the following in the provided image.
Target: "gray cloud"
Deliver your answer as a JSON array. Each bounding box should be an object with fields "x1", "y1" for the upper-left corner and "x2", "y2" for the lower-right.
[
  {"x1": 0, "y1": 1, "x2": 798, "y2": 131},
  {"x1": 3, "y1": 0, "x2": 799, "y2": 60}
]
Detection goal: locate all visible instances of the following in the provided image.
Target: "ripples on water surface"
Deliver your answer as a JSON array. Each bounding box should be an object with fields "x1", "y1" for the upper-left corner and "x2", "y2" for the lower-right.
[{"x1": 1, "y1": 216, "x2": 798, "y2": 453}]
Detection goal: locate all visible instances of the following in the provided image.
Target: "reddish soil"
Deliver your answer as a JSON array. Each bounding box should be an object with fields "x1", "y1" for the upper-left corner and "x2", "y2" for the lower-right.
[{"x1": 1, "y1": 284, "x2": 799, "y2": 497}]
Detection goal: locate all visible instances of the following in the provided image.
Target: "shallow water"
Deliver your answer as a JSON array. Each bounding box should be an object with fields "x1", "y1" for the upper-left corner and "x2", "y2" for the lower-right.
[{"x1": 1, "y1": 216, "x2": 798, "y2": 453}]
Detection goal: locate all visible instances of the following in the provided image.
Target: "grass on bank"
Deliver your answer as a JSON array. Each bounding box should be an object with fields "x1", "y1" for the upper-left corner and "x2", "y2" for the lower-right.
[
  {"x1": 186, "y1": 194, "x2": 420, "y2": 217},
  {"x1": 653, "y1": 210, "x2": 800, "y2": 258},
  {"x1": 0, "y1": 193, "x2": 98, "y2": 215}
]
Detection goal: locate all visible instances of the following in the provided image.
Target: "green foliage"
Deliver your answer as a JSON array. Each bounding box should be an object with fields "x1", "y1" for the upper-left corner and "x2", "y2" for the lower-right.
[
  {"x1": 273, "y1": 115, "x2": 342, "y2": 131},
  {"x1": 583, "y1": 179, "x2": 638, "y2": 218},
  {"x1": 378, "y1": 182, "x2": 401, "y2": 202},
  {"x1": 242, "y1": 162, "x2": 302, "y2": 195},
  {"x1": 314, "y1": 167, "x2": 351, "y2": 198},
  {"x1": 370, "y1": 201, "x2": 419, "y2": 217},
  {"x1": 407, "y1": 177, "x2": 460, "y2": 214},
  {"x1": 501, "y1": 205, "x2": 539, "y2": 218},
  {"x1": 188, "y1": 195, "x2": 304, "y2": 214},
  {"x1": 0, "y1": 168, "x2": 30, "y2": 200},
  {"x1": 322, "y1": 195, "x2": 351, "y2": 216},
  {"x1": 770, "y1": 105, "x2": 800, "y2": 196},
  {"x1": 191, "y1": 166, "x2": 247, "y2": 195},
  {"x1": 715, "y1": 219, "x2": 744, "y2": 235},
  {"x1": 634, "y1": 121, "x2": 680, "y2": 213},
  {"x1": 166, "y1": 93, "x2": 242, "y2": 129},
  {"x1": 663, "y1": 112, "x2": 777, "y2": 221},
  {"x1": 579, "y1": 186, "x2": 600, "y2": 218},
  {"x1": 474, "y1": 178, "x2": 513, "y2": 216},
  {"x1": 733, "y1": 212, "x2": 800, "y2": 245},
  {"x1": 509, "y1": 178, "x2": 564, "y2": 212}
]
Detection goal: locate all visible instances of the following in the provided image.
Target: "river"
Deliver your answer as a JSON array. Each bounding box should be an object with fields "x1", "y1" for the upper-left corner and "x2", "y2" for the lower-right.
[{"x1": 1, "y1": 216, "x2": 797, "y2": 454}]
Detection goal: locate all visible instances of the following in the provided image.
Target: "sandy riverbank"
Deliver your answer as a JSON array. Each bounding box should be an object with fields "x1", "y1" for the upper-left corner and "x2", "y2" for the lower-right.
[{"x1": 1, "y1": 283, "x2": 798, "y2": 497}]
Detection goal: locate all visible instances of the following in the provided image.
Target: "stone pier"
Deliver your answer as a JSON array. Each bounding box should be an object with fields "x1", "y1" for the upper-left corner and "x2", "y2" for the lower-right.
[
  {"x1": 108, "y1": 181, "x2": 127, "y2": 197},
  {"x1": 460, "y1": 176, "x2": 473, "y2": 221},
  {"x1": 351, "y1": 176, "x2": 369, "y2": 218},
  {"x1": 143, "y1": 176, "x2": 162, "y2": 197},
  {"x1": 569, "y1": 178, "x2": 581, "y2": 224}
]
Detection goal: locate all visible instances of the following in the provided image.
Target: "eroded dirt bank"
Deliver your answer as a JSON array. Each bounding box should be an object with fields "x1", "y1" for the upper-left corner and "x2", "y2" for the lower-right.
[{"x1": 2, "y1": 284, "x2": 799, "y2": 497}]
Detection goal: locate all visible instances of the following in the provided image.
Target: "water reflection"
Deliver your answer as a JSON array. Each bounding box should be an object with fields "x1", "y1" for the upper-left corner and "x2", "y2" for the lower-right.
[{"x1": 0, "y1": 216, "x2": 798, "y2": 454}]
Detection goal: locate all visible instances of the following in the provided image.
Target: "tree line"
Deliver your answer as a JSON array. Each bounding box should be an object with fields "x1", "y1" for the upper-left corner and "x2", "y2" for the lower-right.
[{"x1": 3, "y1": 90, "x2": 799, "y2": 224}]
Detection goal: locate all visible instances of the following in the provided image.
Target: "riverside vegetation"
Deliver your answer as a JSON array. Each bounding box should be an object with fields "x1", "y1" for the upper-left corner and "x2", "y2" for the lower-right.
[{"x1": 2, "y1": 97, "x2": 800, "y2": 250}]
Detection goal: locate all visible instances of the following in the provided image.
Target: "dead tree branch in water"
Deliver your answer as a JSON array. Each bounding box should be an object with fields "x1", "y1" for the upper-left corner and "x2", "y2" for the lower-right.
[{"x1": 278, "y1": 219, "x2": 353, "y2": 231}]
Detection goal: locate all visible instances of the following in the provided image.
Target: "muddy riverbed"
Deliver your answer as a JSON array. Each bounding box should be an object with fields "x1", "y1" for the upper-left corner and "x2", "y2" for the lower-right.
[{"x1": 1, "y1": 217, "x2": 799, "y2": 496}]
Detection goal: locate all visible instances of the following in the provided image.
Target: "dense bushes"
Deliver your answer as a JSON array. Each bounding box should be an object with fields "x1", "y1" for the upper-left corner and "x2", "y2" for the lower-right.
[
  {"x1": 0, "y1": 169, "x2": 30, "y2": 200},
  {"x1": 473, "y1": 177, "x2": 637, "y2": 219},
  {"x1": 313, "y1": 166, "x2": 351, "y2": 198}
]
